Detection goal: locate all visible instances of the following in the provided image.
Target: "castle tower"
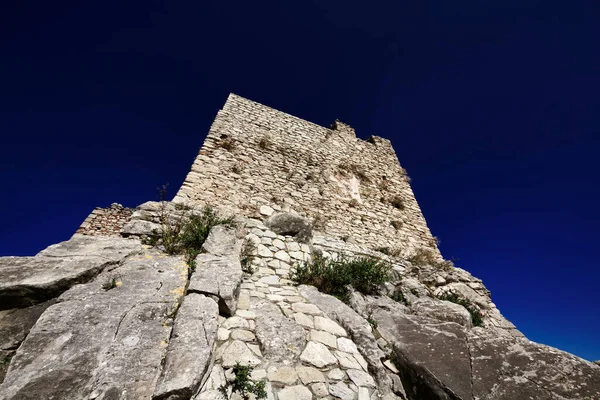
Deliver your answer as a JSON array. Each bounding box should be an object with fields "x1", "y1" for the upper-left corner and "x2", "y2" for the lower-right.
[{"x1": 175, "y1": 94, "x2": 438, "y2": 257}]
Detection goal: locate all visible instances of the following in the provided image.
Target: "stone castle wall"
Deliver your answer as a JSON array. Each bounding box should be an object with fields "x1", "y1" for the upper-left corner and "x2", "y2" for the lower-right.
[
  {"x1": 74, "y1": 203, "x2": 133, "y2": 237},
  {"x1": 175, "y1": 94, "x2": 438, "y2": 257}
]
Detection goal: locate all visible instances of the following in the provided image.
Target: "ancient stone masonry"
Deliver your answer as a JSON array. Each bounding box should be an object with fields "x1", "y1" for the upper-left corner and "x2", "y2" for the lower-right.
[
  {"x1": 175, "y1": 94, "x2": 438, "y2": 258},
  {"x1": 75, "y1": 202, "x2": 133, "y2": 237}
]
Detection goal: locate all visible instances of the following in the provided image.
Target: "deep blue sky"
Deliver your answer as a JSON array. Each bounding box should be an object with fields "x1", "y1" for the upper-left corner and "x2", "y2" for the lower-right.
[{"x1": 1, "y1": 1, "x2": 599, "y2": 361}]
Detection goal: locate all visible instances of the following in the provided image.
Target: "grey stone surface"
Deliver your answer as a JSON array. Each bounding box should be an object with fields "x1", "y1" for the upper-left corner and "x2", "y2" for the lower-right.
[
  {"x1": 264, "y1": 212, "x2": 313, "y2": 243},
  {"x1": 0, "y1": 251, "x2": 187, "y2": 400},
  {"x1": 0, "y1": 235, "x2": 141, "y2": 309},
  {"x1": 253, "y1": 301, "x2": 306, "y2": 362},
  {"x1": 277, "y1": 385, "x2": 312, "y2": 400},
  {"x1": 121, "y1": 219, "x2": 161, "y2": 237},
  {"x1": 300, "y1": 341, "x2": 338, "y2": 368},
  {"x1": 188, "y1": 226, "x2": 242, "y2": 316},
  {"x1": 410, "y1": 297, "x2": 472, "y2": 328},
  {"x1": 367, "y1": 290, "x2": 600, "y2": 400},
  {"x1": 329, "y1": 381, "x2": 356, "y2": 399},
  {"x1": 154, "y1": 293, "x2": 219, "y2": 400}
]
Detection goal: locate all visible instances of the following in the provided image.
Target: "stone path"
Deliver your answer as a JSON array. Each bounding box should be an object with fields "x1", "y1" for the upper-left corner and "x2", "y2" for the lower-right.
[{"x1": 197, "y1": 223, "x2": 379, "y2": 400}]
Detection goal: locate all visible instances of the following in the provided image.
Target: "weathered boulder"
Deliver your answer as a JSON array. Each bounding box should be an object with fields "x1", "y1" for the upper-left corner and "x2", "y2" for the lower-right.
[
  {"x1": 0, "y1": 300, "x2": 56, "y2": 384},
  {"x1": 253, "y1": 300, "x2": 307, "y2": 362},
  {"x1": 410, "y1": 298, "x2": 472, "y2": 328},
  {"x1": 265, "y1": 212, "x2": 312, "y2": 243},
  {"x1": 0, "y1": 251, "x2": 188, "y2": 400},
  {"x1": 188, "y1": 226, "x2": 242, "y2": 316},
  {"x1": 362, "y1": 292, "x2": 600, "y2": 400},
  {"x1": 121, "y1": 219, "x2": 161, "y2": 237},
  {"x1": 0, "y1": 235, "x2": 141, "y2": 309},
  {"x1": 154, "y1": 293, "x2": 219, "y2": 400}
]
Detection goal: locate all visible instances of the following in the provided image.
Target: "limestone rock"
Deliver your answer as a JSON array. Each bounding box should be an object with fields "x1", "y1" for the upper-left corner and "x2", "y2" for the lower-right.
[
  {"x1": 154, "y1": 293, "x2": 219, "y2": 400},
  {"x1": 0, "y1": 235, "x2": 141, "y2": 309},
  {"x1": 221, "y1": 340, "x2": 261, "y2": 367},
  {"x1": 264, "y1": 212, "x2": 312, "y2": 243},
  {"x1": 277, "y1": 385, "x2": 312, "y2": 400},
  {"x1": 121, "y1": 219, "x2": 161, "y2": 237},
  {"x1": 329, "y1": 381, "x2": 356, "y2": 399},
  {"x1": 296, "y1": 366, "x2": 325, "y2": 384},
  {"x1": 0, "y1": 251, "x2": 187, "y2": 400},
  {"x1": 267, "y1": 365, "x2": 298, "y2": 384},
  {"x1": 410, "y1": 297, "x2": 472, "y2": 328},
  {"x1": 347, "y1": 369, "x2": 377, "y2": 388},
  {"x1": 300, "y1": 341, "x2": 338, "y2": 368},
  {"x1": 253, "y1": 301, "x2": 306, "y2": 362}
]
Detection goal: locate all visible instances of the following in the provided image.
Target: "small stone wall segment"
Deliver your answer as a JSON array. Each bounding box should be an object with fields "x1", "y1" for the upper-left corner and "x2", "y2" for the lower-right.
[
  {"x1": 197, "y1": 220, "x2": 388, "y2": 399},
  {"x1": 175, "y1": 93, "x2": 439, "y2": 257},
  {"x1": 75, "y1": 203, "x2": 133, "y2": 237}
]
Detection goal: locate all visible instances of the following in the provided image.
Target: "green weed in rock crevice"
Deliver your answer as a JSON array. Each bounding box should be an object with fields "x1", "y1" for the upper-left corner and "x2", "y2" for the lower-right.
[{"x1": 219, "y1": 363, "x2": 267, "y2": 400}]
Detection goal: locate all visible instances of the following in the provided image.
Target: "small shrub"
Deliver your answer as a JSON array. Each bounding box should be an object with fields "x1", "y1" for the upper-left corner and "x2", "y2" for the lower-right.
[
  {"x1": 438, "y1": 292, "x2": 484, "y2": 327},
  {"x1": 231, "y1": 163, "x2": 243, "y2": 174},
  {"x1": 219, "y1": 363, "x2": 267, "y2": 400},
  {"x1": 390, "y1": 220, "x2": 403, "y2": 230},
  {"x1": 290, "y1": 253, "x2": 392, "y2": 302},
  {"x1": 258, "y1": 135, "x2": 272, "y2": 150},
  {"x1": 1, "y1": 354, "x2": 14, "y2": 368},
  {"x1": 390, "y1": 195, "x2": 405, "y2": 210},
  {"x1": 102, "y1": 277, "x2": 119, "y2": 291},
  {"x1": 375, "y1": 247, "x2": 402, "y2": 257},
  {"x1": 240, "y1": 239, "x2": 256, "y2": 274},
  {"x1": 408, "y1": 248, "x2": 454, "y2": 271},
  {"x1": 389, "y1": 291, "x2": 410, "y2": 306},
  {"x1": 348, "y1": 198, "x2": 359, "y2": 208},
  {"x1": 312, "y1": 214, "x2": 328, "y2": 231},
  {"x1": 218, "y1": 136, "x2": 236, "y2": 151},
  {"x1": 367, "y1": 317, "x2": 378, "y2": 329}
]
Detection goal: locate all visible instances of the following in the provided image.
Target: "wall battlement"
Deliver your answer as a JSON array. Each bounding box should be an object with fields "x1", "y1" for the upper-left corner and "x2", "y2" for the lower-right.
[{"x1": 175, "y1": 94, "x2": 438, "y2": 256}]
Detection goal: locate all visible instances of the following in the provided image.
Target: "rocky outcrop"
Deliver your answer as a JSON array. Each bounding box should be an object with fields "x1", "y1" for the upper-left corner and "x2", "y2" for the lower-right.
[
  {"x1": 347, "y1": 291, "x2": 600, "y2": 400},
  {"x1": 0, "y1": 235, "x2": 141, "y2": 309},
  {"x1": 188, "y1": 226, "x2": 243, "y2": 316},
  {"x1": 0, "y1": 249, "x2": 188, "y2": 400},
  {"x1": 154, "y1": 293, "x2": 219, "y2": 400},
  {"x1": 2, "y1": 212, "x2": 599, "y2": 400}
]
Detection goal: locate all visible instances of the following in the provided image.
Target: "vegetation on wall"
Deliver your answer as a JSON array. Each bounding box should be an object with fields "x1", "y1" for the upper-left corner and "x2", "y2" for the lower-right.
[{"x1": 219, "y1": 363, "x2": 267, "y2": 400}]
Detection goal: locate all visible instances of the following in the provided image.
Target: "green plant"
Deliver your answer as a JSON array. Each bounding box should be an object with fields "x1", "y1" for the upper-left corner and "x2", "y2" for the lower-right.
[
  {"x1": 367, "y1": 317, "x2": 378, "y2": 329},
  {"x1": 240, "y1": 239, "x2": 256, "y2": 274},
  {"x1": 258, "y1": 135, "x2": 272, "y2": 150},
  {"x1": 290, "y1": 253, "x2": 392, "y2": 302},
  {"x1": 218, "y1": 136, "x2": 236, "y2": 151},
  {"x1": 438, "y1": 292, "x2": 484, "y2": 327},
  {"x1": 102, "y1": 277, "x2": 119, "y2": 291},
  {"x1": 0, "y1": 354, "x2": 13, "y2": 368},
  {"x1": 390, "y1": 220, "x2": 403, "y2": 230},
  {"x1": 219, "y1": 363, "x2": 267, "y2": 400},
  {"x1": 389, "y1": 291, "x2": 410, "y2": 306},
  {"x1": 390, "y1": 195, "x2": 405, "y2": 210}
]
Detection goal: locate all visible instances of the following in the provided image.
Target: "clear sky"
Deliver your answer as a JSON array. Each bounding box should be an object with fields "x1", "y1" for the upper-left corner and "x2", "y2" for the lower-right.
[{"x1": 1, "y1": 1, "x2": 598, "y2": 361}]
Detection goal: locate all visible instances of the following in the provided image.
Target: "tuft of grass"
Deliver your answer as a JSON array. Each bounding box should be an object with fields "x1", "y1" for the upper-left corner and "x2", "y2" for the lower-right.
[
  {"x1": 408, "y1": 248, "x2": 454, "y2": 271},
  {"x1": 290, "y1": 253, "x2": 391, "y2": 302},
  {"x1": 0, "y1": 354, "x2": 14, "y2": 368},
  {"x1": 219, "y1": 363, "x2": 267, "y2": 400},
  {"x1": 438, "y1": 292, "x2": 484, "y2": 327},
  {"x1": 375, "y1": 247, "x2": 402, "y2": 257}
]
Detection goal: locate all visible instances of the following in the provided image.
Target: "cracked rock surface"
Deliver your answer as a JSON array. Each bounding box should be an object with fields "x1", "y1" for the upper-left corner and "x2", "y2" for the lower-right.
[{"x1": 0, "y1": 250, "x2": 188, "y2": 400}]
